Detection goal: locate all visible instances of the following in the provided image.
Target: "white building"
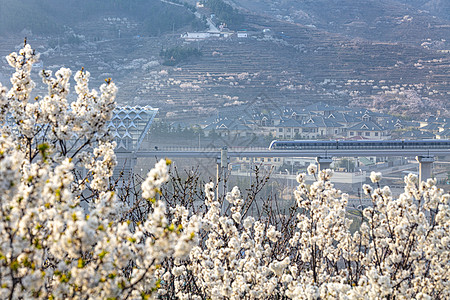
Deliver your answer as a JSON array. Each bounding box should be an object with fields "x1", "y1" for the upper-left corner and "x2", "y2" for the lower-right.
[
  {"x1": 181, "y1": 32, "x2": 210, "y2": 41},
  {"x1": 237, "y1": 31, "x2": 248, "y2": 38}
]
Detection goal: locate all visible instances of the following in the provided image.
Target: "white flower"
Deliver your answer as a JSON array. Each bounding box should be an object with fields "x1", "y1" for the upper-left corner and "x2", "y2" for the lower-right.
[
  {"x1": 370, "y1": 171, "x2": 382, "y2": 183},
  {"x1": 267, "y1": 225, "x2": 281, "y2": 242},
  {"x1": 243, "y1": 217, "x2": 254, "y2": 230},
  {"x1": 296, "y1": 173, "x2": 306, "y2": 183},
  {"x1": 363, "y1": 184, "x2": 373, "y2": 195},
  {"x1": 142, "y1": 159, "x2": 170, "y2": 200},
  {"x1": 307, "y1": 164, "x2": 317, "y2": 175}
]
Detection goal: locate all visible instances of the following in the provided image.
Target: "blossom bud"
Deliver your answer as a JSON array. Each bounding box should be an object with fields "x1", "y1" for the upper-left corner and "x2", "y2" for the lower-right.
[
  {"x1": 296, "y1": 173, "x2": 306, "y2": 183},
  {"x1": 307, "y1": 164, "x2": 317, "y2": 175},
  {"x1": 370, "y1": 171, "x2": 382, "y2": 183}
]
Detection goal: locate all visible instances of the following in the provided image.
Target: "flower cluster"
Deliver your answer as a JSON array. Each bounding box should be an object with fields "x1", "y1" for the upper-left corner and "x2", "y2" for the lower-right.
[
  {"x1": 164, "y1": 166, "x2": 449, "y2": 299},
  {"x1": 172, "y1": 167, "x2": 450, "y2": 299},
  {"x1": 169, "y1": 182, "x2": 290, "y2": 299},
  {"x1": 0, "y1": 43, "x2": 199, "y2": 299}
]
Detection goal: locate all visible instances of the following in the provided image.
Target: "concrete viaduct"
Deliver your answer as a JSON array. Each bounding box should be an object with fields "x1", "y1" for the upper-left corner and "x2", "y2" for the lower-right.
[{"x1": 119, "y1": 148, "x2": 450, "y2": 183}]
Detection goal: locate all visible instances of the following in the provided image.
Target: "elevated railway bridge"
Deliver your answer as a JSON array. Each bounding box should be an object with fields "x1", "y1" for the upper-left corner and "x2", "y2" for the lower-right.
[{"x1": 129, "y1": 140, "x2": 450, "y2": 183}]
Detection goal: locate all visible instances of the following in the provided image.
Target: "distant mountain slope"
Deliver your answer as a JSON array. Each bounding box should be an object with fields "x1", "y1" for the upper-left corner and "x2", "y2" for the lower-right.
[
  {"x1": 0, "y1": 1, "x2": 448, "y2": 119},
  {"x1": 395, "y1": 0, "x2": 450, "y2": 20},
  {"x1": 0, "y1": 0, "x2": 204, "y2": 37},
  {"x1": 0, "y1": 0, "x2": 61, "y2": 35},
  {"x1": 234, "y1": 0, "x2": 449, "y2": 48}
]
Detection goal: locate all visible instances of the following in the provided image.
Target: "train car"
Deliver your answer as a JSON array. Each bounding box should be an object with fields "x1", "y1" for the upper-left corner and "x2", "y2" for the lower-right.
[
  {"x1": 403, "y1": 139, "x2": 450, "y2": 149},
  {"x1": 337, "y1": 140, "x2": 403, "y2": 150},
  {"x1": 269, "y1": 139, "x2": 450, "y2": 150},
  {"x1": 268, "y1": 140, "x2": 337, "y2": 150}
]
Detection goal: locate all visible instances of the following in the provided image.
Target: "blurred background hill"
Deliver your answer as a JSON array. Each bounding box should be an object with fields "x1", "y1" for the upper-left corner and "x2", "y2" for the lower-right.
[
  {"x1": 0, "y1": 0, "x2": 448, "y2": 120},
  {"x1": 0, "y1": 0, "x2": 204, "y2": 36}
]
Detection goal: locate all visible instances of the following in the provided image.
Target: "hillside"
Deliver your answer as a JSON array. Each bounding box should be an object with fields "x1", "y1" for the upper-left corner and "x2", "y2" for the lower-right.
[
  {"x1": 395, "y1": 0, "x2": 450, "y2": 20},
  {"x1": 0, "y1": 0, "x2": 448, "y2": 120},
  {"x1": 0, "y1": 0, "x2": 204, "y2": 37},
  {"x1": 126, "y1": 13, "x2": 449, "y2": 118},
  {"x1": 233, "y1": 0, "x2": 450, "y2": 48}
]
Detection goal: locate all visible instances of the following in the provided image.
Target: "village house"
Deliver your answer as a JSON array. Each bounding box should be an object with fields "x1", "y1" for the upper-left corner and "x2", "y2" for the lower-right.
[
  {"x1": 180, "y1": 32, "x2": 210, "y2": 41},
  {"x1": 346, "y1": 120, "x2": 388, "y2": 139},
  {"x1": 419, "y1": 122, "x2": 442, "y2": 135},
  {"x1": 419, "y1": 116, "x2": 448, "y2": 128},
  {"x1": 197, "y1": 102, "x2": 443, "y2": 144},
  {"x1": 237, "y1": 30, "x2": 248, "y2": 38},
  {"x1": 399, "y1": 130, "x2": 435, "y2": 140},
  {"x1": 283, "y1": 107, "x2": 311, "y2": 122},
  {"x1": 303, "y1": 102, "x2": 351, "y2": 117},
  {"x1": 234, "y1": 156, "x2": 283, "y2": 171},
  {"x1": 325, "y1": 112, "x2": 360, "y2": 131},
  {"x1": 350, "y1": 109, "x2": 392, "y2": 125},
  {"x1": 436, "y1": 128, "x2": 450, "y2": 139},
  {"x1": 203, "y1": 118, "x2": 253, "y2": 138},
  {"x1": 303, "y1": 115, "x2": 345, "y2": 137},
  {"x1": 272, "y1": 119, "x2": 303, "y2": 139},
  {"x1": 380, "y1": 118, "x2": 419, "y2": 131}
]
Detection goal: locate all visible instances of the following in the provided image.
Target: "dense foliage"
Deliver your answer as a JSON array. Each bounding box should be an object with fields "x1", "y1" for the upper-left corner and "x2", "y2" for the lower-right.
[
  {"x1": 0, "y1": 43, "x2": 448, "y2": 299},
  {"x1": 160, "y1": 47, "x2": 202, "y2": 66},
  {"x1": 149, "y1": 121, "x2": 204, "y2": 139},
  {"x1": 203, "y1": 0, "x2": 245, "y2": 28},
  {"x1": 0, "y1": 0, "x2": 205, "y2": 36},
  {"x1": 143, "y1": 5, "x2": 205, "y2": 37}
]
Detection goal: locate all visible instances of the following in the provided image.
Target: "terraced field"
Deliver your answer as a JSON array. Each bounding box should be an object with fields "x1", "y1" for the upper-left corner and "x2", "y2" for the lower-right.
[
  {"x1": 0, "y1": 7, "x2": 448, "y2": 120},
  {"x1": 118, "y1": 12, "x2": 449, "y2": 119}
]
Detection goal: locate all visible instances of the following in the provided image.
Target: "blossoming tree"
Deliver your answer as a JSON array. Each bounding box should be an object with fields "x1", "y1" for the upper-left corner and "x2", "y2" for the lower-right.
[
  {"x1": 0, "y1": 41, "x2": 199, "y2": 299},
  {"x1": 161, "y1": 167, "x2": 449, "y2": 299},
  {"x1": 0, "y1": 42, "x2": 448, "y2": 299}
]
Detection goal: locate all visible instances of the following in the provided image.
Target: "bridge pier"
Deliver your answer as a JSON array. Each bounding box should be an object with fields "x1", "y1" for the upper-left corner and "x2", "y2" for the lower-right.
[
  {"x1": 415, "y1": 155, "x2": 434, "y2": 183},
  {"x1": 216, "y1": 157, "x2": 221, "y2": 199},
  {"x1": 216, "y1": 147, "x2": 228, "y2": 199},
  {"x1": 316, "y1": 156, "x2": 333, "y2": 173}
]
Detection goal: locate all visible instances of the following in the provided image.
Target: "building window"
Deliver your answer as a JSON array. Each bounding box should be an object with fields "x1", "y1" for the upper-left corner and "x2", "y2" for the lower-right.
[
  {"x1": 350, "y1": 131, "x2": 354, "y2": 136},
  {"x1": 358, "y1": 132, "x2": 362, "y2": 136},
  {"x1": 279, "y1": 128, "x2": 283, "y2": 132},
  {"x1": 365, "y1": 132, "x2": 370, "y2": 137},
  {"x1": 294, "y1": 128, "x2": 299, "y2": 133},
  {"x1": 375, "y1": 132, "x2": 379, "y2": 136},
  {"x1": 287, "y1": 128, "x2": 291, "y2": 132}
]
